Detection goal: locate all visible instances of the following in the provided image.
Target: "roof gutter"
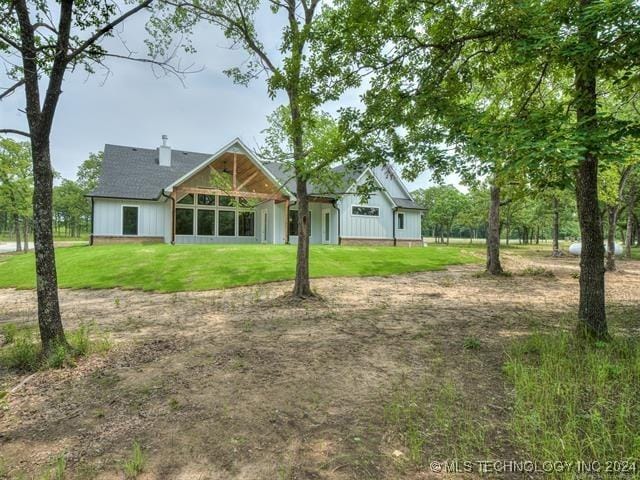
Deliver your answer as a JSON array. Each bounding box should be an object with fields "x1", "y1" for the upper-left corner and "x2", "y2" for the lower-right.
[
  {"x1": 161, "y1": 189, "x2": 175, "y2": 245},
  {"x1": 393, "y1": 206, "x2": 397, "y2": 247},
  {"x1": 332, "y1": 199, "x2": 341, "y2": 245},
  {"x1": 89, "y1": 197, "x2": 94, "y2": 246}
]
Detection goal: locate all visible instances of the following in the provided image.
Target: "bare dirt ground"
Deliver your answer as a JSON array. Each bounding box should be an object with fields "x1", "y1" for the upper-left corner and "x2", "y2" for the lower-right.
[{"x1": 1, "y1": 249, "x2": 639, "y2": 479}]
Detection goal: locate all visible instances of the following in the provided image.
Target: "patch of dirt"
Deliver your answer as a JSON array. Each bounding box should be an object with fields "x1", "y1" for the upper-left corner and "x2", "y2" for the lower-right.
[{"x1": 1, "y1": 250, "x2": 639, "y2": 479}]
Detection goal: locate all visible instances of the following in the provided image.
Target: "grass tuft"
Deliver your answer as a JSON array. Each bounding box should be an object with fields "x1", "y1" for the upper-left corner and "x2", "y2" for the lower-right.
[
  {"x1": 123, "y1": 441, "x2": 145, "y2": 479},
  {"x1": 504, "y1": 333, "x2": 640, "y2": 463},
  {"x1": 384, "y1": 379, "x2": 489, "y2": 465},
  {"x1": 520, "y1": 266, "x2": 555, "y2": 278},
  {"x1": 1, "y1": 336, "x2": 40, "y2": 371},
  {"x1": 462, "y1": 336, "x2": 481, "y2": 350},
  {"x1": 0, "y1": 323, "x2": 111, "y2": 372},
  {"x1": 0, "y1": 323, "x2": 18, "y2": 345}
]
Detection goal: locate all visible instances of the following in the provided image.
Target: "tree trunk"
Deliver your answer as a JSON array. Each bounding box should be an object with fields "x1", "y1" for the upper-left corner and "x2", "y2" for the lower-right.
[
  {"x1": 14, "y1": 214, "x2": 22, "y2": 252},
  {"x1": 574, "y1": 1, "x2": 607, "y2": 339},
  {"x1": 31, "y1": 141, "x2": 67, "y2": 350},
  {"x1": 626, "y1": 208, "x2": 634, "y2": 258},
  {"x1": 552, "y1": 196, "x2": 561, "y2": 256},
  {"x1": 288, "y1": 76, "x2": 313, "y2": 298},
  {"x1": 605, "y1": 205, "x2": 617, "y2": 271},
  {"x1": 292, "y1": 179, "x2": 313, "y2": 298},
  {"x1": 23, "y1": 217, "x2": 29, "y2": 252},
  {"x1": 486, "y1": 184, "x2": 503, "y2": 275}
]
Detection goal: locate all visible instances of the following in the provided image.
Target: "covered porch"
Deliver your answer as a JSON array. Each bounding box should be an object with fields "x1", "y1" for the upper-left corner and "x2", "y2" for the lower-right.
[{"x1": 168, "y1": 148, "x2": 290, "y2": 244}]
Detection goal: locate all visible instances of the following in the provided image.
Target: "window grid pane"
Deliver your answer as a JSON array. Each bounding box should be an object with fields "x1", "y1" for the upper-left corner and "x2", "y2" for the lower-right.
[
  {"x1": 122, "y1": 207, "x2": 138, "y2": 235},
  {"x1": 197, "y1": 210, "x2": 215, "y2": 235},
  {"x1": 218, "y1": 210, "x2": 235, "y2": 236},
  {"x1": 239, "y1": 212, "x2": 255, "y2": 237},
  {"x1": 176, "y1": 208, "x2": 194, "y2": 235},
  {"x1": 198, "y1": 194, "x2": 215, "y2": 206}
]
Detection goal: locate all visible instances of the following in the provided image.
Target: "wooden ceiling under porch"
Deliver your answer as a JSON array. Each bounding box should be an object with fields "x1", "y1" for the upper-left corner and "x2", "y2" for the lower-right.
[{"x1": 173, "y1": 151, "x2": 288, "y2": 202}]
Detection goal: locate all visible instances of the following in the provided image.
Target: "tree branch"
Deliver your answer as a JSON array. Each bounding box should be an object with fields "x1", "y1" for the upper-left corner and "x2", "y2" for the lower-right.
[
  {"x1": 0, "y1": 129, "x2": 31, "y2": 137},
  {"x1": 66, "y1": 0, "x2": 153, "y2": 64},
  {"x1": 0, "y1": 79, "x2": 25, "y2": 100}
]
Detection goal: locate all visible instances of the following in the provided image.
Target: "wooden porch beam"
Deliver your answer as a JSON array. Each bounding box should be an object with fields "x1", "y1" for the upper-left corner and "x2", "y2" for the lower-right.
[
  {"x1": 236, "y1": 171, "x2": 259, "y2": 191},
  {"x1": 174, "y1": 186, "x2": 286, "y2": 201},
  {"x1": 233, "y1": 153, "x2": 237, "y2": 190}
]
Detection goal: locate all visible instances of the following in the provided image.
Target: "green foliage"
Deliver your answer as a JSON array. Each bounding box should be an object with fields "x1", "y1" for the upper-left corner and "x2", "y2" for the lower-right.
[
  {"x1": 413, "y1": 185, "x2": 469, "y2": 241},
  {"x1": 76, "y1": 152, "x2": 103, "y2": 192},
  {"x1": 505, "y1": 333, "x2": 640, "y2": 464},
  {"x1": 0, "y1": 244, "x2": 480, "y2": 292},
  {"x1": 53, "y1": 179, "x2": 90, "y2": 238},
  {"x1": 123, "y1": 441, "x2": 145, "y2": 479},
  {"x1": 0, "y1": 138, "x2": 33, "y2": 223}
]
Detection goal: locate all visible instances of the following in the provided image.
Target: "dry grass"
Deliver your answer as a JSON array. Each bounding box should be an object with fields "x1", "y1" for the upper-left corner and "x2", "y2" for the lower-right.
[{"x1": 0, "y1": 249, "x2": 639, "y2": 479}]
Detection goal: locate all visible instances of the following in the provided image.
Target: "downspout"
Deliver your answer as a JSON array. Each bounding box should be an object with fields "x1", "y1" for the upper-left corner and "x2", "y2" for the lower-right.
[
  {"x1": 392, "y1": 207, "x2": 398, "y2": 246},
  {"x1": 332, "y1": 199, "x2": 341, "y2": 245},
  {"x1": 89, "y1": 197, "x2": 94, "y2": 246},
  {"x1": 161, "y1": 189, "x2": 175, "y2": 245}
]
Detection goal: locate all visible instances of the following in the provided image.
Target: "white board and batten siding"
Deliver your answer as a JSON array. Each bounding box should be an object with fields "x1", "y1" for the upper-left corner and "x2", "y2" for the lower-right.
[
  {"x1": 338, "y1": 191, "x2": 395, "y2": 240},
  {"x1": 93, "y1": 198, "x2": 170, "y2": 241},
  {"x1": 372, "y1": 166, "x2": 408, "y2": 199},
  {"x1": 396, "y1": 210, "x2": 422, "y2": 240},
  {"x1": 289, "y1": 202, "x2": 339, "y2": 245}
]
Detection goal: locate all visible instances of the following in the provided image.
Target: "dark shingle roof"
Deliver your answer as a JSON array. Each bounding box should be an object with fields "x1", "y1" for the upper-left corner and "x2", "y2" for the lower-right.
[
  {"x1": 263, "y1": 161, "x2": 365, "y2": 196},
  {"x1": 393, "y1": 197, "x2": 425, "y2": 210},
  {"x1": 89, "y1": 144, "x2": 212, "y2": 200},
  {"x1": 90, "y1": 144, "x2": 419, "y2": 208}
]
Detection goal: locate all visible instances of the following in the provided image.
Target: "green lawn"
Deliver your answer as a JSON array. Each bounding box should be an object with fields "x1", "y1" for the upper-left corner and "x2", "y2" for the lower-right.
[{"x1": 0, "y1": 244, "x2": 480, "y2": 292}]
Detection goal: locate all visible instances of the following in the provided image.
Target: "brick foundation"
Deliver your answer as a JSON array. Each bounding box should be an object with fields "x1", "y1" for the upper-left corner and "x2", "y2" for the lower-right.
[{"x1": 91, "y1": 235, "x2": 164, "y2": 245}]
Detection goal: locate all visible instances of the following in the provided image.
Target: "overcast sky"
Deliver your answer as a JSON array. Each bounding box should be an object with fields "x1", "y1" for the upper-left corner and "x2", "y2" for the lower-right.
[{"x1": 0, "y1": 6, "x2": 457, "y2": 191}]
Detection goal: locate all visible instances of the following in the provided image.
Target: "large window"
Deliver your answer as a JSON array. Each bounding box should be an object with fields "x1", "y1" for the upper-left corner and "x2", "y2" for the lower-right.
[
  {"x1": 352, "y1": 205, "x2": 379, "y2": 217},
  {"x1": 397, "y1": 212, "x2": 405, "y2": 229},
  {"x1": 288, "y1": 210, "x2": 311, "y2": 236},
  {"x1": 122, "y1": 206, "x2": 138, "y2": 235},
  {"x1": 238, "y1": 211, "x2": 255, "y2": 237},
  {"x1": 218, "y1": 210, "x2": 235, "y2": 236},
  {"x1": 197, "y1": 210, "x2": 215, "y2": 235},
  {"x1": 176, "y1": 208, "x2": 194, "y2": 235}
]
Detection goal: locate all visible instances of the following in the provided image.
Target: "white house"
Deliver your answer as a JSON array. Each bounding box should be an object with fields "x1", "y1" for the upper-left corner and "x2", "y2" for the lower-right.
[{"x1": 88, "y1": 137, "x2": 425, "y2": 246}]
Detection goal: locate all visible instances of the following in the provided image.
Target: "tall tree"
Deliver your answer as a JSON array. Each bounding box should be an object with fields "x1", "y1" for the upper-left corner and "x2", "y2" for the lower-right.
[
  {"x1": 157, "y1": 0, "x2": 351, "y2": 298},
  {"x1": 77, "y1": 151, "x2": 104, "y2": 192},
  {"x1": 0, "y1": 0, "x2": 180, "y2": 351},
  {"x1": 0, "y1": 137, "x2": 32, "y2": 252},
  {"x1": 324, "y1": 0, "x2": 640, "y2": 339}
]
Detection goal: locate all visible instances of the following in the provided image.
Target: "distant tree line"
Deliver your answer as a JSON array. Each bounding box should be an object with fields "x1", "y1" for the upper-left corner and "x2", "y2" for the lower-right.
[
  {"x1": 414, "y1": 174, "x2": 640, "y2": 260},
  {"x1": 0, "y1": 138, "x2": 102, "y2": 246}
]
